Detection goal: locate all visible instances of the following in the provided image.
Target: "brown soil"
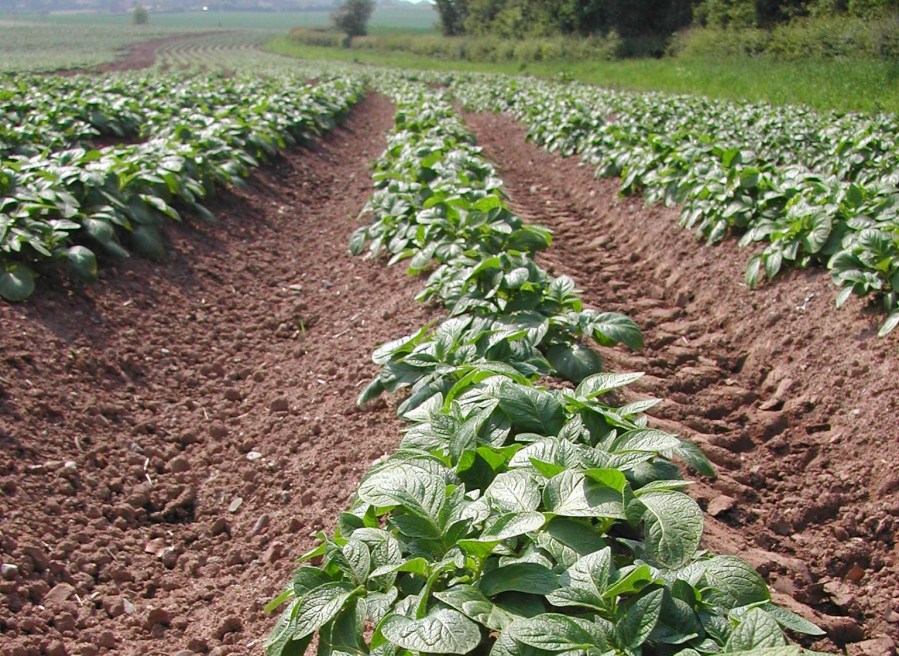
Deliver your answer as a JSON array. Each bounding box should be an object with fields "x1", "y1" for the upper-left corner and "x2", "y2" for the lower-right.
[
  {"x1": 0, "y1": 94, "x2": 435, "y2": 656},
  {"x1": 93, "y1": 33, "x2": 208, "y2": 74},
  {"x1": 465, "y1": 111, "x2": 899, "y2": 655}
]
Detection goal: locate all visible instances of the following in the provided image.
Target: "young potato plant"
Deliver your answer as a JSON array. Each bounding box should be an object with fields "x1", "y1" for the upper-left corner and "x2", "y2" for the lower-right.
[
  {"x1": 266, "y1": 79, "x2": 833, "y2": 656},
  {"x1": 0, "y1": 75, "x2": 366, "y2": 302},
  {"x1": 451, "y1": 74, "x2": 899, "y2": 336}
]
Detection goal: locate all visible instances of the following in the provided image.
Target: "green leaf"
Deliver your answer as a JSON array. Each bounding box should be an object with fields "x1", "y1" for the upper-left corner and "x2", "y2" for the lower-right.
[
  {"x1": 481, "y1": 511, "x2": 546, "y2": 541},
  {"x1": 480, "y1": 562, "x2": 559, "y2": 596},
  {"x1": 878, "y1": 310, "x2": 899, "y2": 337},
  {"x1": 486, "y1": 471, "x2": 541, "y2": 513},
  {"x1": 380, "y1": 608, "x2": 481, "y2": 654},
  {"x1": 265, "y1": 606, "x2": 312, "y2": 656},
  {"x1": 617, "y1": 589, "x2": 663, "y2": 648},
  {"x1": 349, "y1": 226, "x2": 368, "y2": 255},
  {"x1": 546, "y1": 547, "x2": 612, "y2": 610},
  {"x1": 507, "y1": 614, "x2": 612, "y2": 652},
  {"x1": 639, "y1": 491, "x2": 703, "y2": 569},
  {"x1": 543, "y1": 470, "x2": 626, "y2": 519},
  {"x1": 726, "y1": 608, "x2": 787, "y2": 651},
  {"x1": 702, "y1": 556, "x2": 771, "y2": 610},
  {"x1": 0, "y1": 264, "x2": 35, "y2": 301},
  {"x1": 546, "y1": 342, "x2": 603, "y2": 383},
  {"x1": 612, "y1": 429, "x2": 682, "y2": 454},
  {"x1": 589, "y1": 312, "x2": 643, "y2": 350},
  {"x1": 291, "y1": 582, "x2": 359, "y2": 640},
  {"x1": 496, "y1": 381, "x2": 564, "y2": 435},
  {"x1": 760, "y1": 603, "x2": 825, "y2": 636},
  {"x1": 575, "y1": 371, "x2": 644, "y2": 399},
  {"x1": 435, "y1": 585, "x2": 498, "y2": 628},
  {"x1": 67, "y1": 245, "x2": 98, "y2": 282}
]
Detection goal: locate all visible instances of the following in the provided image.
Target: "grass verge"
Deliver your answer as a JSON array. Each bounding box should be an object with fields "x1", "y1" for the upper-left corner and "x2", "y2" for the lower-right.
[{"x1": 267, "y1": 36, "x2": 899, "y2": 114}]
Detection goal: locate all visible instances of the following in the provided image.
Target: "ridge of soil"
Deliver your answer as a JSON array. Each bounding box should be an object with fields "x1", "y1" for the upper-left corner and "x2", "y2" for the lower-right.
[
  {"x1": 93, "y1": 32, "x2": 211, "y2": 74},
  {"x1": 465, "y1": 111, "x2": 899, "y2": 655},
  {"x1": 0, "y1": 94, "x2": 433, "y2": 656}
]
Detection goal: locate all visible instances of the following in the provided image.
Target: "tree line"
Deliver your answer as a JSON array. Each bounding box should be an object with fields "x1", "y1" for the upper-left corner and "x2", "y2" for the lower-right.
[{"x1": 433, "y1": 0, "x2": 898, "y2": 38}]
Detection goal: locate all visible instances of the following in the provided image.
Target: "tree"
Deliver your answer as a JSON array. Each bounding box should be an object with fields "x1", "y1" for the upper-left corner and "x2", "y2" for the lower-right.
[
  {"x1": 434, "y1": 0, "x2": 470, "y2": 35},
  {"x1": 332, "y1": 0, "x2": 375, "y2": 37},
  {"x1": 132, "y1": 4, "x2": 149, "y2": 25}
]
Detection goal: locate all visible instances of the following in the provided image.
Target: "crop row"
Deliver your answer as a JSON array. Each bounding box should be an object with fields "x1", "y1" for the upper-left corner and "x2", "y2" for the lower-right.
[
  {"x1": 265, "y1": 81, "x2": 830, "y2": 656},
  {"x1": 1, "y1": 72, "x2": 328, "y2": 158},
  {"x1": 451, "y1": 76, "x2": 899, "y2": 336},
  {"x1": 0, "y1": 74, "x2": 366, "y2": 302}
]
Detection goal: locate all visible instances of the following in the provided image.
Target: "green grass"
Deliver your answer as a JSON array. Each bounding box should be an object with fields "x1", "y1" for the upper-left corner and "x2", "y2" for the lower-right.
[
  {"x1": 268, "y1": 36, "x2": 899, "y2": 115},
  {"x1": 0, "y1": 6, "x2": 438, "y2": 36}
]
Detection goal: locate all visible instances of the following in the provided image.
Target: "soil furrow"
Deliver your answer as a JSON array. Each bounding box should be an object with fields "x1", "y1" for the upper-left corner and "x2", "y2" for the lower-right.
[
  {"x1": 465, "y1": 110, "x2": 899, "y2": 655},
  {"x1": 0, "y1": 94, "x2": 430, "y2": 656}
]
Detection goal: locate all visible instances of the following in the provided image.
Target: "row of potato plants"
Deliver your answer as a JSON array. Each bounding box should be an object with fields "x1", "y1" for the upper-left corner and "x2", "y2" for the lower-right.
[
  {"x1": 450, "y1": 75, "x2": 899, "y2": 337},
  {"x1": 0, "y1": 74, "x2": 366, "y2": 302},
  {"x1": 265, "y1": 82, "x2": 831, "y2": 656}
]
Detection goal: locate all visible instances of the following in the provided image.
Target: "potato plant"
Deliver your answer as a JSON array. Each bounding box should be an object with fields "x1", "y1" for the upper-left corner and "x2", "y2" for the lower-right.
[
  {"x1": 451, "y1": 75, "x2": 899, "y2": 335},
  {"x1": 0, "y1": 74, "x2": 366, "y2": 301},
  {"x1": 266, "y1": 82, "x2": 832, "y2": 656}
]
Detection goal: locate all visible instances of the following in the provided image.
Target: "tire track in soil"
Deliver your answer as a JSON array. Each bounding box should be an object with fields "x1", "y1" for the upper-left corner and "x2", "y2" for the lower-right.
[
  {"x1": 465, "y1": 111, "x2": 899, "y2": 655},
  {"x1": 0, "y1": 94, "x2": 433, "y2": 656}
]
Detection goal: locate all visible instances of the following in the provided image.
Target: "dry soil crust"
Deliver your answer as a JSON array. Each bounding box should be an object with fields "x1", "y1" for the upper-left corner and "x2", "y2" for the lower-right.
[
  {"x1": 0, "y1": 94, "x2": 433, "y2": 656},
  {"x1": 465, "y1": 111, "x2": 899, "y2": 655}
]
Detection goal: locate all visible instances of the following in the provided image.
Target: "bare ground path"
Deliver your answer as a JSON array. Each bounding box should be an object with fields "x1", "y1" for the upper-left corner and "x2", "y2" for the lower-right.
[
  {"x1": 0, "y1": 94, "x2": 432, "y2": 656},
  {"x1": 465, "y1": 110, "x2": 899, "y2": 655}
]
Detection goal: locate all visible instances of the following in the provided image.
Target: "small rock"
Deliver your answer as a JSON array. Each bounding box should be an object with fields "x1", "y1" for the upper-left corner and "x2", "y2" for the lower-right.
[
  {"x1": 169, "y1": 456, "x2": 191, "y2": 474},
  {"x1": 224, "y1": 389, "x2": 242, "y2": 402},
  {"x1": 123, "y1": 598, "x2": 136, "y2": 615},
  {"x1": 228, "y1": 497, "x2": 243, "y2": 513},
  {"x1": 145, "y1": 607, "x2": 171, "y2": 629},
  {"x1": 264, "y1": 542, "x2": 285, "y2": 564},
  {"x1": 187, "y1": 638, "x2": 209, "y2": 653},
  {"x1": 173, "y1": 651, "x2": 195, "y2": 656},
  {"x1": 823, "y1": 580, "x2": 856, "y2": 608},
  {"x1": 97, "y1": 631, "x2": 117, "y2": 649},
  {"x1": 1, "y1": 563, "x2": 20, "y2": 580},
  {"x1": 45, "y1": 640, "x2": 68, "y2": 656},
  {"x1": 77, "y1": 644, "x2": 100, "y2": 656},
  {"x1": 846, "y1": 637, "x2": 896, "y2": 656},
  {"x1": 22, "y1": 545, "x2": 50, "y2": 572},
  {"x1": 53, "y1": 611, "x2": 76, "y2": 632},
  {"x1": 250, "y1": 515, "x2": 270, "y2": 537},
  {"x1": 210, "y1": 518, "x2": 230, "y2": 537},
  {"x1": 270, "y1": 398, "x2": 289, "y2": 413},
  {"x1": 246, "y1": 451, "x2": 263, "y2": 461},
  {"x1": 43, "y1": 582, "x2": 76, "y2": 609},
  {"x1": 707, "y1": 495, "x2": 736, "y2": 517},
  {"x1": 846, "y1": 564, "x2": 865, "y2": 583},
  {"x1": 215, "y1": 615, "x2": 243, "y2": 639},
  {"x1": 209, "y1": 421, "x2": 228, "y2": 439}
]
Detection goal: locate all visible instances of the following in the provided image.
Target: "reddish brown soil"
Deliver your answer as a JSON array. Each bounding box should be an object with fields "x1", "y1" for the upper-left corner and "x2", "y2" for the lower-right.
[
  {"x1": 465, "y1": 111, "x2": 899, "y2": 655},
  {"x1": 0, "y1": 94, "x2": 435, "y2": 656},
  {"x1": 93, "y1": 33, "x2": 207, "y2": 73}
]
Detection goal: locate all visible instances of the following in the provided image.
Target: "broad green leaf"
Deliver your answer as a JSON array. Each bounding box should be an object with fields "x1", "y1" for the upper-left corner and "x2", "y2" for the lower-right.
[
  {"x1": 546, "y1": 342, "x2": 603, "y2": 383},
  {"x1": 435, "y1": 585, "x2": 497, "y2": 627},
  {"x1": 617, "y1": 589, "x2": 663, "y2": 648},
  {"x1": 67, "y1": 245, "x2": 98, "y2": 282},
  {"x1": 575, "y1": 371, "x2": 644, "y2": 399},
  {"x1": 702, "y1": 556, "x2": 771, "y2": 610},
  {"x1": 879, "y1": 310, "x2": 899, "y2": 337},
  {"x1": 546, "y1": 547, "x2": 612, "y2": 610},
  {"x1": 639, "y1": 491, "x2": 703, "y2": 569},
  {"x1": 507, "y1": 614, "x2": 612, "y2": 652},
  {"x1": 265, "y1": 606, "x2": 312, "y2": 656},
  {"x1": 0, "y1": 265, "x2": 35, "y2": 301},
  {"x1": 481, "y1": 511, "x2": 546, "y2": 541},
  {"x1": 380, "y1": 608, "x2": 481, "y2": 654},
  {"x1": 496, "y1": 381, "x2": 565, "y2": 435},
  {"x1": 291, "y1": 582, "x2": 358, "y2": 640},
  {"x1": 725, "y1": 608, "x2": 787, "y2": 651},
  {"x1": 480, "y1": 562, "x2": 559, "y2": 596},
  {"x1": 543, "y1": 470, "x2": 626, "y2": 519},
  {"x1": 760, "y1": 603, "x2": 825, "y2": 636},
  {"x1": 612, "y1": 428, "x2": 682, "y2": 453},
  {"x1": 589, "y1": 312, "x2": 643, "y2": 350},
  {"x1": 486, "y1": 470, "x2": 541, "y2": 513}
]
